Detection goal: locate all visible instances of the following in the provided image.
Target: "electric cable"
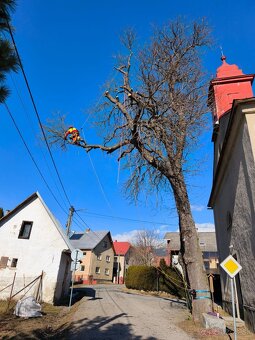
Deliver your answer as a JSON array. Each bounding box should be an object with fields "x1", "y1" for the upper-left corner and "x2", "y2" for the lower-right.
[
  {"x1": 5, "y1": 18, "x2": 72, "y2": 208},
  {"x1": 73, "y1": 211, "x2": 106, "y2": 242},
  {"x1": 81, "y1": 129, "x2": 112, "y2": 211},
  {"x1": 7, "y1": 71, "x2": 69, "y2": 211},
  {"x1": 3, "y1": 102, "x2": 68, "y2": 216},
  {"x1": 77, "y1": 210, "x2": 176, "y2": 226}
]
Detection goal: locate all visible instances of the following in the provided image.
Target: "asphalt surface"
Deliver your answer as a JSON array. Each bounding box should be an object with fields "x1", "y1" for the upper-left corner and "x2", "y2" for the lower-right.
[{"x1": 65, "y1": 284, "x2": 194, "y2": 340}]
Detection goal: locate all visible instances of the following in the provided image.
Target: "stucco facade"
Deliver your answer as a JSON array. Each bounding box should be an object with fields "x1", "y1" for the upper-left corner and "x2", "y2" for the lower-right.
[
  {"x1": 0, "y1": 193, "x2": 73, "y2": 304},
  {"x1": 70, "y1": 231, "x2": 114, "y2": 283}
]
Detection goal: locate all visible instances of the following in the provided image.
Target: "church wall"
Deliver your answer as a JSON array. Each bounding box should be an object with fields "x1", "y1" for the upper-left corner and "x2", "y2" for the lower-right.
[{"x1": 213, "y1": 108, "x2": 255, "y2": 332}]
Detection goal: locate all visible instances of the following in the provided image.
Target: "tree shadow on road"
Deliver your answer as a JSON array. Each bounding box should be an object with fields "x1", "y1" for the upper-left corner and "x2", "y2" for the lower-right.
[{"x1": 46, "y1": 313, "x2": 157, "y2": 340}]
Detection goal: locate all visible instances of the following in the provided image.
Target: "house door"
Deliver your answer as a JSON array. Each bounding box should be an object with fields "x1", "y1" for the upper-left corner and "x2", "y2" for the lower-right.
[{"x1": 60, "y1": 253, "x2": 71, "y2": 299}]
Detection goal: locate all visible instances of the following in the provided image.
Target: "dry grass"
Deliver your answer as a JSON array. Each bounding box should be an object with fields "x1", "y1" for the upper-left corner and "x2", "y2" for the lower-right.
[
  {"x1": 178, "y1": 318, "x2": 255, "y2": 339},
  {"x1": 0, "y1": 301, "x2": 71, "y2": 339}
]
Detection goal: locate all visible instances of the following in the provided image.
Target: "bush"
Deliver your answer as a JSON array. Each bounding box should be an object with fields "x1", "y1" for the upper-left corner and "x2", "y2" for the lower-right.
[
  {"x1": 125, "y1": 266, "x2": 157, "y2": 291},
  {"x1": 125, "y1": 260, "x2": 186, "y2": 299}
]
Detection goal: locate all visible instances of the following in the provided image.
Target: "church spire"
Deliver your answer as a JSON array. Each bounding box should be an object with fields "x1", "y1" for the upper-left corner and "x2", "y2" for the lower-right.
[{"x1": 208, "y1": 56, "x2": 254, "y2": 124}]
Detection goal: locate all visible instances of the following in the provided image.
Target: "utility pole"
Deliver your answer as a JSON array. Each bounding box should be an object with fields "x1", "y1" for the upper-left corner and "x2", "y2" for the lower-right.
[{"x1": 66, "y1": 206, "x2": 74, "y2": 237}]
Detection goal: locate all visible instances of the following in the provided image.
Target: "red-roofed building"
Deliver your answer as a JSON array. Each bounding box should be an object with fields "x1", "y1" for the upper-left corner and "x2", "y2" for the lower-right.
[{"x1": 113, "y1": 240, "x2": 131, "y2": 284}]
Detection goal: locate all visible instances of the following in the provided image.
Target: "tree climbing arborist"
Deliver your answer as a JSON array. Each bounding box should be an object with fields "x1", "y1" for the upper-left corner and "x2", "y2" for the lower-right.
[{"x1": 64, "y1": 126, "x2": 81, "y2": 144}]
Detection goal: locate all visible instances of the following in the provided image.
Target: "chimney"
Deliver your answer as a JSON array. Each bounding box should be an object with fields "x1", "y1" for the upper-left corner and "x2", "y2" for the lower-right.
[{"x1": 85, "y1": 228, "x2": 90, "y2": 233}]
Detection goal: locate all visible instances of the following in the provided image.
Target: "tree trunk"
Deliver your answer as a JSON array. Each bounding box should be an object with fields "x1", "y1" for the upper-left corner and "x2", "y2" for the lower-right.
[{"x1": 170, "y1": 173, "x2": 211, "y2": 321}]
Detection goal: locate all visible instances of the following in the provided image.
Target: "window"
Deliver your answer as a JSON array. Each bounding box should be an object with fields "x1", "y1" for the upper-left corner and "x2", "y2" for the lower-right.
[
  {"x1": 81, "y1": 265, "x2": 85, "y2": 271},
  {"x1": 106, "y1": 255, "x2": 110, "y2": 263},
  {"x1": 0, "y1": 256, "x2": 8, "y2": 269},
  {"x1": 103, "y1": 241, "x2": 107, "y2": 249},
  {"x1": 97, "y1": 254, "x2": 102, "y2": 260},
  {"x1": 114, "y1": 256, "x2": 118, "y2": 262},
  {"x1": 18, "y1": 221, "x2": 33, "y2": 239},
  {"x1": 83, "y1": 251, "x2": 86, "y2": 256},
  {"x1": 105, "y1": 268, "x2": 110, "y2": 276},
  {"x1": 95, "y1": 267, "x2": 100, "y2": 274},
  {"x1": 11, "y1": 258, "x2": 18, "y2": 268}
]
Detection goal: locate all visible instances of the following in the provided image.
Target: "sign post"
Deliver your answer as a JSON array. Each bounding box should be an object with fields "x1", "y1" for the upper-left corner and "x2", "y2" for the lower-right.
[
  {"x1": 220, "y1": 255, "x2": 242, "y2": 340},
  {"x1": 69, "y1": 249, "x2": 83, "y2": 308},
  {"x1": 208, "y1": 273, "x2": 214, "y2": 311}
]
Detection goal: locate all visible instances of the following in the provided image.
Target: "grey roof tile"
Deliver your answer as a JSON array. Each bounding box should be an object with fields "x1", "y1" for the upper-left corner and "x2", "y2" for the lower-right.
[{"x1": 70, "y1": 230, "x2": 109, "y2": 250}]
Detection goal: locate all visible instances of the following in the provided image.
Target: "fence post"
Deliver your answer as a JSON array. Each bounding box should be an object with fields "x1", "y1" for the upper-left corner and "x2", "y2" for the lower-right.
[
  {"x1": 6, "y1": 272, "x2": 16, "y2": 312},
  {"x1": 36, "y1": 271, "x2": 43, "y2": 302}
]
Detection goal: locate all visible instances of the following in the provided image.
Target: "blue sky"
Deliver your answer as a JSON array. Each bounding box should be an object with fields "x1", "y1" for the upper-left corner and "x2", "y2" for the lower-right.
[{"x1": 1, "y1": 0, "x2": 255, "y2": 241}]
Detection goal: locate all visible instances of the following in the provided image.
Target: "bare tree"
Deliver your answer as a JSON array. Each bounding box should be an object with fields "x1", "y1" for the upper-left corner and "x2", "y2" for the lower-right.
[
  {"x1": 47, "y1": 19, "x2": 212, "y2": 319},
  {"x1": 129, "y1": 229, "x2": 161, "y2": 266}
]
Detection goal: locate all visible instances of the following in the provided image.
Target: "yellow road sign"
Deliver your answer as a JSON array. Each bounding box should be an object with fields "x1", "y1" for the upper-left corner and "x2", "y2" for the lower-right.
[{"x1": 220, "y1": 255, "x2": 242, "y2": 278}]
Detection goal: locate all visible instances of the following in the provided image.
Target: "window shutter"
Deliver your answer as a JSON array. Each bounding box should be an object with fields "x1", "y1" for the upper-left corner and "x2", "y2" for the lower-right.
[{"x1": 0, "y1": 256, "x2": 9, "y2": 268}]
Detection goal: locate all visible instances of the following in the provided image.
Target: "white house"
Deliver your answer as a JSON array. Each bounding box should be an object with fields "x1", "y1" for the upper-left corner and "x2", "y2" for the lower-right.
[{"x1": 0, "y1": 192, "x2": 73, "y2": 304}]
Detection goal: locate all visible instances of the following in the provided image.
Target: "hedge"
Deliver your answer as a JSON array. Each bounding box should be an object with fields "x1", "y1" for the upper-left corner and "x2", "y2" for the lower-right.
[{"x1": 125, "y1": 260, "x2": 186, "y2": 298}]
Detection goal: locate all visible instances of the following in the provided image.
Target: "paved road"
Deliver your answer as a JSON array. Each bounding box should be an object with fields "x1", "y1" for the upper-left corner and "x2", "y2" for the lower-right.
[{"x1": 65, "y1": 284, "x2": 194, "y2": 340}]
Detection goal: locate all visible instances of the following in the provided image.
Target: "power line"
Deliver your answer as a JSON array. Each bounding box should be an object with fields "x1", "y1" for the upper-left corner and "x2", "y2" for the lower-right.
[
  {"x1": 8, "y1": 71, "x2": 69, "y2": 211},
  {"x1": 3, "y1": 102, "x2": 68, "y2": 216},
  {"x1": 5, "y1": 18, "x2": 72, "y2": 208},
  {"x1": 77, "y1": 210, "x2": 176, "y2": 226},
  {"x1": 72, "y1": 211, "x2": 105, "y2": 242},
  {"x1": 74, "y1": 210, "x2": 92, "y2": 229},
  {"x1": 81, "y1": 129, "x2": 113, "y2": 211}
]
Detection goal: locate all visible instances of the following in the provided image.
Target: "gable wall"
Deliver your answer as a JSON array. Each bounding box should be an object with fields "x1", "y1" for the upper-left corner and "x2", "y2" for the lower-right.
[
  {"x1": 91, "y1": 234, "x2": 114, "y2": 281},
  {"x1": 0, "y1": 197, "x2": 70, "y2": 302}
]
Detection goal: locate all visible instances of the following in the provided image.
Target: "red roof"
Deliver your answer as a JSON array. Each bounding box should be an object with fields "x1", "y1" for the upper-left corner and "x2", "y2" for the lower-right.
[{"x1": 113, "y1": 241, "x2": 131, "y2": 255}]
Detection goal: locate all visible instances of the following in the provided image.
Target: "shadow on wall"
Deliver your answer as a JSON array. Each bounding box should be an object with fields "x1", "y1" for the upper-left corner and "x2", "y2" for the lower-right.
[{"x1": 14, "y1": 315, "x2": 158, "y2": 340}]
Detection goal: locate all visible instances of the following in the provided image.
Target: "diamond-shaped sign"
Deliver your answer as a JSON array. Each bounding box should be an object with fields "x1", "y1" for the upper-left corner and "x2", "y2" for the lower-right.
[{"x1": 220, "y1": 255, "x2": 242, "y2": 278}]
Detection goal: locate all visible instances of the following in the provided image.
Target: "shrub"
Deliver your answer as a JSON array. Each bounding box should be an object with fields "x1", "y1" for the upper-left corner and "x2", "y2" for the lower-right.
[
  {"x1": 125, "y1": 265, "x2": 157, "y2": 291},
  {"x1": 125, "y1": 260, "x2": 186, "y2": 299}
]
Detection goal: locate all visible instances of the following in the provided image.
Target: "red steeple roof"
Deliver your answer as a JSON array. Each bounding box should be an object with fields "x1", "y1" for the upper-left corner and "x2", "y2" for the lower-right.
[
  {"x1": 208, "y1": 56, "x2": 254, "y2": 123},
  {"x1": 113, "y1": 240, "x2": 131, "y2": 255}
]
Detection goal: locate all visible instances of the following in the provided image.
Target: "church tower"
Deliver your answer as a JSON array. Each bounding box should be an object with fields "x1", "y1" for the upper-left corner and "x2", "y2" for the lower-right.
[{"x1": 208, "y1": 56, "x2": 254, "y2": 124}]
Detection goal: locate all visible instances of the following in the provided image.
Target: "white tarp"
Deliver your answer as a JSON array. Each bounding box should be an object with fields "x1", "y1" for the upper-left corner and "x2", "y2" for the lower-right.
[{"x1": 14, "y1": 296, "x2": 42, "y2": 318}]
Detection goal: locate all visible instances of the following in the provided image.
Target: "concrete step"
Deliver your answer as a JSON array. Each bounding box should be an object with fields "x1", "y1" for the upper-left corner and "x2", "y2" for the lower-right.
[{"x1": 222, "y1": 316, "x2": 245, "y2": 328}]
